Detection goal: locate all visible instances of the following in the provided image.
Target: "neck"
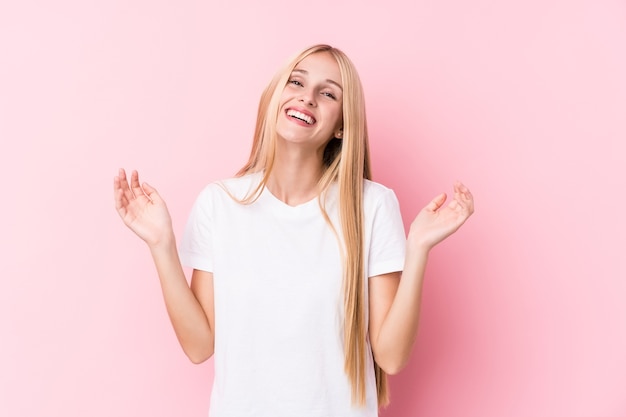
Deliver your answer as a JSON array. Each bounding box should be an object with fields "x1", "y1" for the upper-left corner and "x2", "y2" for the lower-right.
[{"x1": 266, "y1": 145, "x2": 325, "y2": 206}]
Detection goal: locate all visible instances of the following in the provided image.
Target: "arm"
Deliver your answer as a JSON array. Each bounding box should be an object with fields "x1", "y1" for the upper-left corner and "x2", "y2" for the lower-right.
[
  {"x1": 114, "y1": 169, "x2": 215, "y2": 363},
  {"x1": 151, "y1": 243, "x2": 215, "y2": 363},
  {"x1": 369, "y1": 182, "x2": 474, "y2": 374}
]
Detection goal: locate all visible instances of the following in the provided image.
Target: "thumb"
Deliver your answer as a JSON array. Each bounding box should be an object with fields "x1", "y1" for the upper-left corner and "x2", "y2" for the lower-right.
[
  {"x1": 425, "y1": 192, "x2": 447, "y2": 212},
  {"x1": 142, "y1": 182, "x2": 162, "y2": 203}
]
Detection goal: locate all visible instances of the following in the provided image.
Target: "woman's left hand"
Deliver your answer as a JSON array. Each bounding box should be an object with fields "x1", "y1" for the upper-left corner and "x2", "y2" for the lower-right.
[{"x1": 408, "y1": 181, "x2": 474, "y2": 251}]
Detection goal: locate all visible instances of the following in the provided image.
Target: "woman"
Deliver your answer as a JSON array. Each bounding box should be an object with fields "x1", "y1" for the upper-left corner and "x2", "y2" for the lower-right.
[{"x1": 114, "y1": 44, "x2": 474, "y2": 416}]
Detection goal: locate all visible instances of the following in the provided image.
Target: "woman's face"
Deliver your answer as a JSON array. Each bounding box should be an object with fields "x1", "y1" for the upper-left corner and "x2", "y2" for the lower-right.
[{"x1": 275, "y1": 52, "x2": 344, "y2": 152}]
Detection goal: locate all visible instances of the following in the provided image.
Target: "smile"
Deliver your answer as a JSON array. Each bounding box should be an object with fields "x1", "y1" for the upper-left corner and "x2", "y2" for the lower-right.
[{"x1": 286, "y1": 109, "x2": 315, "y2": 125}]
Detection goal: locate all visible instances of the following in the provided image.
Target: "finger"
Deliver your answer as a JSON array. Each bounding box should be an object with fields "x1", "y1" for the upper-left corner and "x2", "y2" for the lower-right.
[
  {"x1": 113, "y1": 176, "x2": 121, "y2": 206},
  {"x1": 425, "y1": 192, "x2": 447, "y2": 212},
  {"x1": 141, "y1": 182, "x2": 161, "y2": 203},
  {"x1": 113, "y1": 175, "x2": 122, "y2": 203},
  {"x1": 460, "y1": 185, "x2": 474, "y2": 213},
  {"x1": 454, "y1": 181, "x2": 474, "y2": 214},
  {"x1": 455, "y1": 181, "x2": 473, "y2": 200},
  {"x1": 118, "y1": 168, "x2": 135, "y2": 202},
  {"x1": 113, "y1": 182, "x2": 128, "y2": 218},
  {"x1": 453, "y1": 181, "x2": 467, "y2": 198},
  {"x1": 448, "y1": 197, "x2": 464, "y2": 212},
  {"x1": 453, "y1": 182, "x2": 464, "y2": 203},
  {"x1": 130, "y1": 170, "x2": 143, "y2": 198},
  {"x1": 465, "y1": 193, "x2": 474, "y2": 215}
]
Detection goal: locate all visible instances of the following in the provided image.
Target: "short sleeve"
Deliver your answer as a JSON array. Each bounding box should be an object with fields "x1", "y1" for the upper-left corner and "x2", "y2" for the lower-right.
[
  {"x1": 179, "y1": 186, "x2": 215, "y2": 272},
  {"x1": 367, "y1": 187, "x2": 406, "y2": 278}
]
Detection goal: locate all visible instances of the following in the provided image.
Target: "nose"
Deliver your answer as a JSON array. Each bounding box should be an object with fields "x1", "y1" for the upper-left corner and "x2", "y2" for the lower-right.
[{"x1": 299, "y1": 87, "x2": 316, "y2": 107}]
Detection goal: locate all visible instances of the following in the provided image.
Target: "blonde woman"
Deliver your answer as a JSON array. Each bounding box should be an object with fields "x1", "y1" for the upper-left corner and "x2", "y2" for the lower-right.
[{"x1": 114, "y1": 44, "x2": 474, "y2": 416}]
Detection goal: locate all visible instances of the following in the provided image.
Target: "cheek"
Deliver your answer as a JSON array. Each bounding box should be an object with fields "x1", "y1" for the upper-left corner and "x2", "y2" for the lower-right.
[
  {"x1": 278, "y1": 92, "x2": 289, "y2": 107},
  {"x1": 279, "y1": 86, "x2": 295, "y2": 103},
  {"x1": 324, "y1": 109, "x2": 342, "y2": 129},
  {"x1": 334, "y1": 106, "x2": 344, "y2": 127}
]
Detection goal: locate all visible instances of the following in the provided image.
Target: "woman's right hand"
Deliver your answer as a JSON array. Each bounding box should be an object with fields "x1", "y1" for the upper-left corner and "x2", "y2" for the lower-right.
[{"x1": 114, "y1": 168, "x2": 174, "y2": 247}]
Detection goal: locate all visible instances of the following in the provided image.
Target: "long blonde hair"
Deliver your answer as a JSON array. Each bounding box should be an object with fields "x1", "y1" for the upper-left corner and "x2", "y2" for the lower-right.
[{"x1": 236, "y1": 44, "x2": 389, "y2": 407}]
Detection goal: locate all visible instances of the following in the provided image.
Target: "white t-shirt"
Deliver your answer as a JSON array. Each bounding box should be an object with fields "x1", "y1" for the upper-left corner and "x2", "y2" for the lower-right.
[{"x1": 179, "y1": 172, "x2": 406, "y2": 417}]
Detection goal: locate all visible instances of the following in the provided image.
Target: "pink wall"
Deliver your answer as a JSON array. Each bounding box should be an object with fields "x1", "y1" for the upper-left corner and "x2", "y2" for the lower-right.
[{"x1": 1, "y1": 1, "x2": 624, "y2": 416}]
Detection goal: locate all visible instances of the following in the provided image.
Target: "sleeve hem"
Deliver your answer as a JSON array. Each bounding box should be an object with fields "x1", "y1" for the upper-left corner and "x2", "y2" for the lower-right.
[
  {"x1": 368, "y1": 259, "x2": 404, "y2": 278},
  {"x1": 179, "y1": 251, "x2": 214, "y2": 272}
]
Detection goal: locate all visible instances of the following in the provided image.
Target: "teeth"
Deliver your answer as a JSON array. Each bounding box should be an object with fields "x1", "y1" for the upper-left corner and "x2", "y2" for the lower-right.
[{"x1": 287, "y1": 109, "x2": 314, "y2": 125}]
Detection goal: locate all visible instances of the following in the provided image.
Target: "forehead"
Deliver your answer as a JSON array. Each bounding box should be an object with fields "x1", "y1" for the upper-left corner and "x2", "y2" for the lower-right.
[{"x1": 293, "y1": 52, "x2": 342, "y2": 86}]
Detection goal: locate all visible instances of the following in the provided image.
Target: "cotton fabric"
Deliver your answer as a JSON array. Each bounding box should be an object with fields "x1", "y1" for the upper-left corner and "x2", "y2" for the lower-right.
[{"x1": 179, "y1": 173, "x2": 406, "y2": 417}]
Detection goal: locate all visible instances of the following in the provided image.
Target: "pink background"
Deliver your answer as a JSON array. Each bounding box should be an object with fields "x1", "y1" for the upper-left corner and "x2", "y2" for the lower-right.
[{"x1": 1, "y1": 1, "x2": 625, "y2": 416}]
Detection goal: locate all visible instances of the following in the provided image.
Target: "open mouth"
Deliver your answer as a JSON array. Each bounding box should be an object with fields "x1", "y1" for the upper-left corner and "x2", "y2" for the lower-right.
[{"x1": 286, "y1": 109, "x2": 315, "y2": 125}]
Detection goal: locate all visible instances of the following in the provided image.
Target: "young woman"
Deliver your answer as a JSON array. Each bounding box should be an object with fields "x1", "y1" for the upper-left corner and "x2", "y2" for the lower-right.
[{"x1": 114, "y1": 44, "x2": 474, "y2": 416}]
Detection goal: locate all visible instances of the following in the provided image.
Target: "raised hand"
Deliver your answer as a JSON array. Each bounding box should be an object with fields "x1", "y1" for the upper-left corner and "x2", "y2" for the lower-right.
[
  {"x1": 408, "y1": 181, "x2": 474, "y2": 251},
  {"x1": 113, "y1": 169, "x2": 174, "y2": 247}
]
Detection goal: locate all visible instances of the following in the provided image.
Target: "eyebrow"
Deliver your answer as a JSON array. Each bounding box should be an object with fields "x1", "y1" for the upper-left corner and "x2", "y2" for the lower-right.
[{"x1": 291, "y1": 69, "x2": 343, "y2": 91}]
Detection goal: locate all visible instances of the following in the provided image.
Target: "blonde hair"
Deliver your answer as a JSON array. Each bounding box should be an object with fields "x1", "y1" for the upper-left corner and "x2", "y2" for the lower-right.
[{"x1": 237, "y1": 44, "x2": 389, "y2": 407}]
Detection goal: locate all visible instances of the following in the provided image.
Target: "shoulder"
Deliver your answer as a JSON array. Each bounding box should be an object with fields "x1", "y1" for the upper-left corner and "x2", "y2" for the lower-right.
[
  {"x1": 361, "y1": 180, "x2": 404, "y2": 227},
  {"x1": 197, "y1": 172, "x2": 263, "y2": 201},
  {"x1": 363, "y1": 179, "x2": 400, "y2": 208}
]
